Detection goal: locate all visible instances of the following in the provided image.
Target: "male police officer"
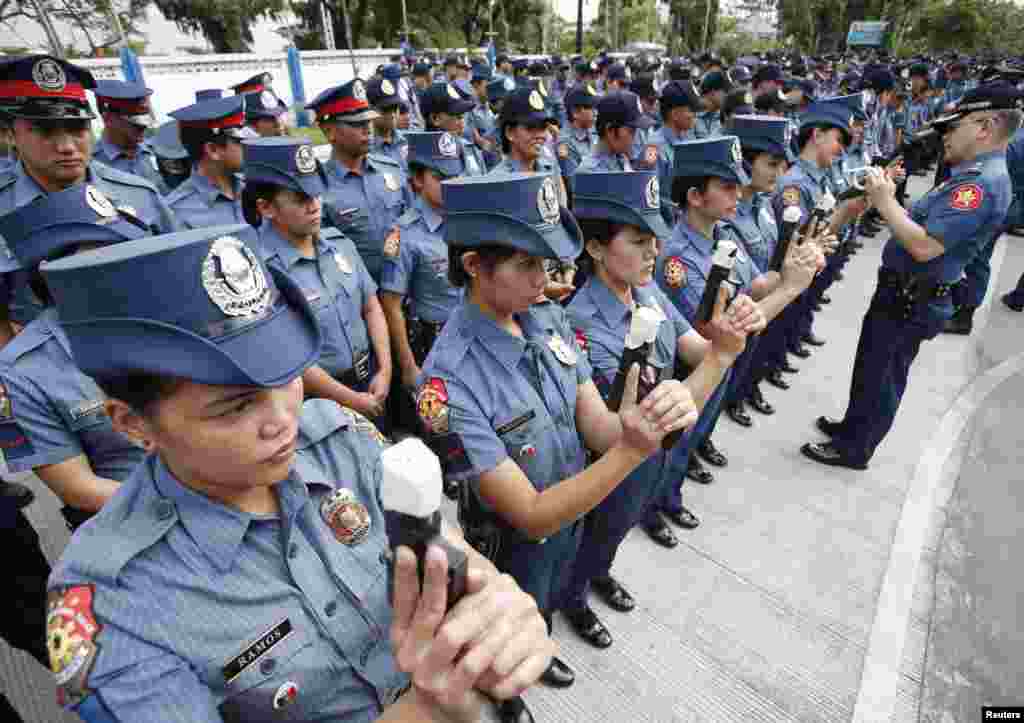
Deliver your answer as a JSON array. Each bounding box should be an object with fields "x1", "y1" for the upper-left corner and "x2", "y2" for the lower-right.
[
  {"x1": 91, "y1": 79, "x2": 164, "y2": 190},
  {"x1": 0, "y1": 55, "x2": 177, "y2": 241},
  {"x1": 165, "y1": 95, "x2": 247, "y2": 229},
  {"x1": 805, "y1": 83, "x2": 1019, "y2": 469}
]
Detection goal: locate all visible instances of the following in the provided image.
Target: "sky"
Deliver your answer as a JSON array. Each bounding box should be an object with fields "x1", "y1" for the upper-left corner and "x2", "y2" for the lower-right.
[{"x1": 1, "y1": 1, "x2": 599, "y2": 56}]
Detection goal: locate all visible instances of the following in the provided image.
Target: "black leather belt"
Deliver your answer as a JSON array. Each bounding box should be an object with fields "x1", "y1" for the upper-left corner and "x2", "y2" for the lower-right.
[
  {"x1": 337, "y1": 350, "x2": 371, "y2": 387},
  {"x1": 878, "y1": 269, "x2": 953, "y2": 299}
]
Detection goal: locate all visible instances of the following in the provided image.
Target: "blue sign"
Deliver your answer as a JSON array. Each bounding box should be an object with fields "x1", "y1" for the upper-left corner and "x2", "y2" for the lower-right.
[{"x1": 847, "y1": 21, "x2": 890, "y2": 47}]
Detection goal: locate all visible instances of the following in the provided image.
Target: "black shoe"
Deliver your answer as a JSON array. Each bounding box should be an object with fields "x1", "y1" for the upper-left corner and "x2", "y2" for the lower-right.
[
  {"x1": 860, "y1": 228, "x2": 878, "y2": 238},
  {"x1": 766, "y1": 370, "x2": 790, "y2": 390},
  {"x1": 820, "y1": 293, "x2": 832, "y2": 304},
  {"x1": 563, "y1": 604, "x2": 612, "y2": 650},
  {"x1": 943, "y1": 307, "x2": 974, "y2": 335},
  {"x1": 1006, "y1": 226, "x2": 1024, "y2": 237},
  {"x1": 789, "y1": 344, "x2": 811, "y2": 359},
  {"x1": 810, "y1": 300, "x2": 823, "y2": 312},
  {"x1": 0, "y1": 480, "x2": 34, "y2": 510},
  {"x1": 498, "y1": 696, "x2": 536, "y2": 723},
  {"x1": 1002, "y1": 293, "x2": 1024, "y2": 312},
  {"x1": 780, "y1": 358, "x2": 800, "y2": 373},
  {"x1": 685, "y1": 457, "x2": 714, "y2": 484},
  {"x1": 726, "y1": 400, "x2": 753, "y2": 427},
  {"x1": 643, "y1": 513, "x2": 679, "y2": 547},
  {"x1": 834, "y1": 270, "x2": 845, "y2": 281},
  {"x1": 815, "y1": 415, "x2": 844, "y2": 436},
  {"x1": 697, "y1": 438, "x2": 727, "y2": 467},
  {"x1": 591, "y1": 575, "x2": 636, "y2": 612},
  {"x1": 663, "y1": 505, "x2": 700, "y2": 529},
  {"x1": 747, "y1": 387, "x2": 775, "y2": 415},
  {"x1": 800, "y1": 442, "x2": 868, "y2": 470},
  {"x1": 802, "y1": 332, "x2": 826, "y2": 347}
]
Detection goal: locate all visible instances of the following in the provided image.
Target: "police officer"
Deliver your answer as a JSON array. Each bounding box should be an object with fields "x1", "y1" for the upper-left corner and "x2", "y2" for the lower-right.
[
  {"x1": 555, "y1": 84, "x2": 599, "y2": 178},
  {"x1": 650, "y1": 80, "x2": 703, "y2": 224},
  {"x1": 697, "y1": 70, "x2": 733, "y2": 138},
  {"x1": 564, "y1": 170, "x2": 752, "y2": 646},
  {"x1": 43, "y1": 222, "x2": 553, "y2": 722},
  {"x1": 91, "y1": 79, "x2": 164, "y2": 189},
  {"x1": 148, "y1": 119, "x2": 191, "y2": 193},
  {"x1": 752, "y1": 64, "x2": 784, "y2": 101},
  {"x1": 0, "y1": 183, "x2": 149, "y2": 527},
  {"x1": 0, "y1": 55, "x2": 177, "y2": 235},
  {"x1": 419, "y1": 81, "x2": 486, "y2": 177},
  {"x1": 241, "y1": 137, "x2": 392, "y2": 425},
  {"x1": 379, "y1": 132, "x2": 465, "y2": 434},
  {"x1": 493, "y1": 87, "x2": 563, "y2": 176},
  {"x1": 576, "y1": 91, "x2": 654, "y2": 173},
  {"x1": 165, "y1": 95, "x2": 247, "y2": 228},
  {"x1": 416, "y1": 171, "x2": 697, "y2": 723},
  {"x1": 367, "y1": 76, "x2": 408, "y2": 169},
  {"x1": 309, "y1": 79, "x2": 410, "y2": 283},
  {"x1": 629, "y1": 74, "x2": 661, "y2": 170},
  {"x1": 467, "y1": 62, "x2": 500, "y2": 169},
  {"x1": 241, "y1": 86, "x2": 289, "y2": 138},
  {"x1": 804, "y1": 83, "x2": 1018, "y2": 469}
]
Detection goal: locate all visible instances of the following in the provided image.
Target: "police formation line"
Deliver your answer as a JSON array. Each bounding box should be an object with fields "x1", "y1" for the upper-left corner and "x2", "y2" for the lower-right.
[{"x1": 0, "y1": 48, "x2": 1020, "y2": 723}]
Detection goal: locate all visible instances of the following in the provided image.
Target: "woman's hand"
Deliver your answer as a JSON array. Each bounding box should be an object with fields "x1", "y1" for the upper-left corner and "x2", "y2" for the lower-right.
[
  {"x1": 391, "y1": 546, "x2": 554, "y2": 722},
  {"x1": 618, "y1": 364, "x2": 698, "y2": 457}
]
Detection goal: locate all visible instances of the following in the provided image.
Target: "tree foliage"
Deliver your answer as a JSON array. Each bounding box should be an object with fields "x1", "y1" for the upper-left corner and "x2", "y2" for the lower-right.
[
  {"x1": 152, "y1": 0, "x2": 287, "y2": 52},
  {"x1": 0, "y1": 0, "x2": 149, "y2": 55}
]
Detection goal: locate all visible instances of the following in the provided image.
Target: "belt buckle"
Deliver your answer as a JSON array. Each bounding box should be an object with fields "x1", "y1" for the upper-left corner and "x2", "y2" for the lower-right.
[{"x1": 354, "y1": 351, "x2": 370, "y2": 382}]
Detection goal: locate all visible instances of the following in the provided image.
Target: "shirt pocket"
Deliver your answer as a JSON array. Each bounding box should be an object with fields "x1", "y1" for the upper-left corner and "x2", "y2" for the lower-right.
[
  {"x1": 494, "y1": 408, "x2": 555, "y2": 491},
  {"x1": 218, "y1": 627, "x2": 327, "y2": 722}
]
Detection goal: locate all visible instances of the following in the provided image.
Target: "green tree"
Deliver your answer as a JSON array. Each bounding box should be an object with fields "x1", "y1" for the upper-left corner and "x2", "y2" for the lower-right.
[{"x1": 152, "y1": 0, "x2": 287, "y2": 52}]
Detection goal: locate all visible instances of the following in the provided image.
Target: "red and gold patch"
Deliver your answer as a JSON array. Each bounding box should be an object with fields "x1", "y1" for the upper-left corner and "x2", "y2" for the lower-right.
[
  {"x1": 574, "y1": 328, "x2": 588, "y2": 352},
  {"x1": 417, "y1": 377, "x2": 450, "y2": 435},
  {"x1": 782, "y1": 186, "x2": 801, "y2": 206},
  {"x1": 950, "y1": 183, "x2": 983, "y2": 211},
  {"x1": 47, "y1": 585, "x2": 102, "y2": 708},
  {"x1": 383, "y1": 228, "x2": 401, "y2": 258},
  {"x1": 643, "y1": 144, "x2": 658, "y2": 166},
  {"x1": 663, "y1": 256, "x2": 687, "y2": 289}
]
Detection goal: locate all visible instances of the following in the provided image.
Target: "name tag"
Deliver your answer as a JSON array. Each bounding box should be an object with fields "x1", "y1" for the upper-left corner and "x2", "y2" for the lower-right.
[
  {"x1": 495, "y1": 410, "x2": 536, "y2": 436},
  {"x1": 68, "y1": 399, "x2": 105, "y2": 421},
  {"x1": 222, "y1": 618, "x2": 293, "y2": 683}
]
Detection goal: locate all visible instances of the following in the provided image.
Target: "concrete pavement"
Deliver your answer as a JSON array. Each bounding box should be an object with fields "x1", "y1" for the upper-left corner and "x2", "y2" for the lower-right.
[{"x1": 2, "y1": 172, "x2": 1022, "y2": 722}]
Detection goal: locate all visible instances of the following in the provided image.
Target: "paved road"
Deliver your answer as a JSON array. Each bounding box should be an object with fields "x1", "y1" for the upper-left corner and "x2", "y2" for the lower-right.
[{"x1": 2, "y1": 172, "x2": 1022, "y2": 723}]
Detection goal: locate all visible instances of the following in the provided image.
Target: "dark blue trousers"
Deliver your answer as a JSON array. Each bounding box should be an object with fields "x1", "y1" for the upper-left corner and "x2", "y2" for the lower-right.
[{"x1": 952, "y1": 236, "x2": 999, "y2": 310}]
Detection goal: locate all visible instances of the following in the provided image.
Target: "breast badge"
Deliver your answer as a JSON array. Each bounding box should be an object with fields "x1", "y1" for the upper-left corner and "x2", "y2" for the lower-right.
[
  {"x1": 320, "y1": 488, "x2": 371, "y2": 546},
  {"x1": 417, "y1": 378, "x2": 450, "y2": 435},
  {"x1": 663, "y1": 256, "x2": 687, "y2": 289},
  {"x1": 547, "y1": 334, "x2": 578, "y2": 365},
  {"x1": 383, "y1": 228, "x2": 401, "y2": 258},
  {"x1": 950, "y1": 183, "x2": 983, "y2": 211}
]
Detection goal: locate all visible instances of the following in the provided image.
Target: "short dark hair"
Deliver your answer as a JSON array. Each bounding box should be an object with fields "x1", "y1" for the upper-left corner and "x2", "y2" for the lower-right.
[
  {"x1": 93, "y1": 373, "x2": 185, "y2": 416},
  {"x1": 671, "y1": 175, "x2": 712, "y2": 207},
  {"x1": 178, "y1": 127, "x2": 228, "y2": 166},
  {"x1": 447, "y1": 243, "x2": 518, "y2": 287},
  {"x1": 241, "y1": 181, "x2": 283, "y2": 227},
  {"x1": 575, "y1": 218, "x2": 627, "y2": 287}
]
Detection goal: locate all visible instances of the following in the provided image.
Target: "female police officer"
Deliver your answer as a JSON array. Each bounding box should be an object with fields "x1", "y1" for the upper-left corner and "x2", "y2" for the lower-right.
[
  {"x1": 44, "y1": 222, "x2": 554, "y2": 722},
  {"x1": 0, "y1": 184, "x2": 149, "y2": 530},
  {"x1": 242, "y1": 136, "x2": 393, "y2": 424},
  {"x1": 562, "y1": 170, "x2": 758, "y2": 648},
  {"x1": 415, "y1": 172, "x2": 699, "y2": 723}
]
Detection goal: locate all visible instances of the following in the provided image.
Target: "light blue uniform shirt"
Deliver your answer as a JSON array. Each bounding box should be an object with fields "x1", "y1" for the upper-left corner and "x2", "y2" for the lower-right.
[
  {"x1": 0, "y1": 308, "x2": 144, "y2": 478},
  {"x1": 556, "y1": 127, "x2": 597, "y2": 178},
  {"x1": 368, "y1": 129, "x2": 408, "y2": 171},
  {"x1": 48, "y1": 399, "x2": 408, "y2": 723},
  {"x1": 93, "y1": 137, "x2": 167, "y2": 193},
  {"x1": 322, "y1": 154, "x2": 411, "y2": 283},
  {"x1": 721, "y1": 193, "x2": 778, "y2": 274},
  {"x1": 257, "y1": 224, "x2": 377, "y2": 381},
  {"x1": 379, "y1": 197, "x2": 461, "y2": 324},
  {"x1": 884, "y1": 150, "x2": 1011, "y2": 284},
  {"x1": 163, "y1": 170, "x2": 245, "y2": 230},
  {"x1": 575, "y1": 142, "x2": 633, "y2": 173}
]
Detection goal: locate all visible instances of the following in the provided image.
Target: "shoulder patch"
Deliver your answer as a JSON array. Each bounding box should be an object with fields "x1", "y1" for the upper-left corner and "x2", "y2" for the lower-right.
[
  {"x1": 417, "y1": 378, "x2": 450, "y2": 435},
  {"x1": 47, "y1": 585, "x2": 102, "y2": 708},
  {"x1": 664, "y1": 256, "x2": 687, "y2": 289},
  {"x1": 950, "y1": 183, "x2": 983, "y2": 211},
  {"x1": 782, "y1": 186, "x2": 801, "y2": 206},
  {"x1": 383, "y1": 227, "x2": 401, "y2": 258},
  {"x1": 368, "y1": 151, "x2": 401, "y2": 168}
]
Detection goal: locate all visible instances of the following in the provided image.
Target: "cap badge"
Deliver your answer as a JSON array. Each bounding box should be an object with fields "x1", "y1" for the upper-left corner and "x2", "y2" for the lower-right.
[
  {"x1": 537, "y1": 81, "x2": 548, "y2": 98},
  {"x1": 85, "y1": 186, "x2": 116, "y2": 219},
  {"x1": 528, "y1": 90, "x2": 545, "y2": 111},
  {"x1": 586, "y1": 83, "x2": 597, "y2": 96},
  {"x1": 731, "y1": 138, "x2": 743, "y2": 165},
  {"x1": 744, "y1": 91, "x2": 753, "y2": 105},
  {"x1": 504, "y1": 77, "x2": 516, "y2": 92},
  {"x1": 645, "y1": 177, "x2": 660, "y2": 209},
  {"x1": 262, "y1": 73, "x2": 273, "y2": 86},
  {"x1": 352, "y1": 80, "x2": 367, "y2": 102},
  {"x1": 295, "y1": 144, "x2": 317, "y2": 174},
  {"x1": 259, "y1": 90, "x2": 277, "y2": 109},
  {"x1": 381, "y1": 78, "x2": 395, "y2": 96},
  {"x1": 547, "y1": 334, "x2": 577, "y2": 365},
  {"x1": 334, "y1": 251, "x2": 353, "y2": 274},
  {"x1": 447, "y1": 83, "x2": 460, "y2": 100},
  {"x1": 636, "y1": 96, "x2": 644, "y2": 113},
  {"x1": 383, "y1": 173, "x2": 400, "y2": 192},
  {"x1": 202, "y1": 237, "x2": 271, "y2": 318},
  {"x1": 537, "y1": 177, "x2": 561, "y2": 224},
  {"x1": 437, "y1": 132, "x2": 458, "y2": 158},
  {"x1": 32, "y1": 58, "x2": 66, "y2": 93},
  {"x1": 320, "y1": 488, "x2": 371, "y2": 546}
]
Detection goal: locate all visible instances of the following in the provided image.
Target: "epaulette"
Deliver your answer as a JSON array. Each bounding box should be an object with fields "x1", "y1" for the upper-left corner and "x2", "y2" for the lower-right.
[
  {"x1": 296, "y1": 398, "x2": 351, "y2": 451},
  {"x1": 396, "y1": 207, "x2": 422, "y2": 228},
  {"x1": 163, "y1": 179, "x2": 197, "y2": 204},
  {"x1": 0, "y1": 169, "x2": 16, "y2": 193},
  {"x1": 90, "y1": 162, "x2": 160, "y2": 193},
  {"x1": 320, "y1": 226, "x2": 346, "y2": 241}
]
